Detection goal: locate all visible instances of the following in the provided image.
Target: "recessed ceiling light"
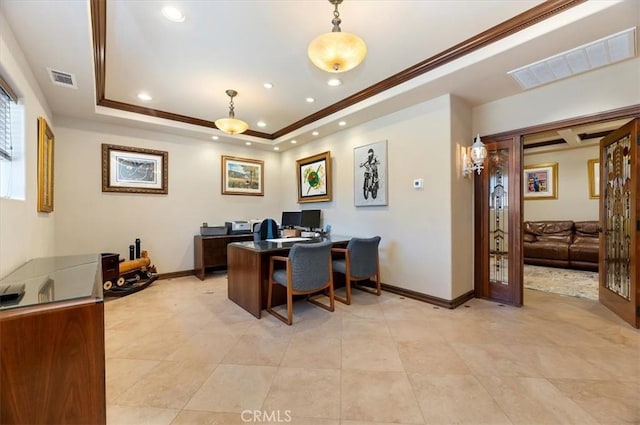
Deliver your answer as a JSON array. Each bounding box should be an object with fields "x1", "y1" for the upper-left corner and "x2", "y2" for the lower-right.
[
  {"x1": 291, "y1": 140, "x2": 297, "y2": 144},
  {"x1": 306, "y1": 97, "x2": 315, "y2": 103},
  {"x1": 263, "y1": 82, "x2": 273, "y2": 89},
  {"x1": 211, "y1": 135, "x2": 219, "y2": 140},
  {"x1": 245, "y1": 142, "x2": 252, "y2": 146},
  {"x1": 274, "y1": 147, "x2": 280, "y2": 151},
  {"x1": 312, "y1": 131, "x2": 319, "y2": 136},
  {"x1": 137, "y1": 92, "x2": 152, "y2": 101},
  {"x1": 257, "y1": 121, "x2": 267, "y2": 128},
  {"x1": 327, "y1": 78, "x2": 342, "y2": 87},
  {"x1": 161, "y1": 6, "x2": 185, "y2": 22},
  {"x1": 338, "y1": 121, "x2": 346, "y2": 126}
]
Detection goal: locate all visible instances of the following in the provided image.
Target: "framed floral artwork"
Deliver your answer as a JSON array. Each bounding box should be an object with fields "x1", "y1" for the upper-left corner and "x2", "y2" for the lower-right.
[
  {"x1": 524, "y1": 162, "x2": 558, "y2": 200},
  {"x1": 296, "y1": 151, "x2": 331, "y2": 203},
  {"x1": 221, "y1": 155, "x2": 264, "y2": 196}
]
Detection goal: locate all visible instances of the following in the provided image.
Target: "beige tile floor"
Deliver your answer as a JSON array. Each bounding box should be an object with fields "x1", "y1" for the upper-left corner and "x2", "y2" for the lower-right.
[{"x1": 105, "y1": 274, "x2": 639, "y2": 425}]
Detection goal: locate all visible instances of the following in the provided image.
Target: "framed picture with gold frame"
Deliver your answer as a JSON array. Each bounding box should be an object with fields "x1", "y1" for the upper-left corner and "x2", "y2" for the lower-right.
[
  {"x1": 221, "y1": 155, "x2": 264, "y2": 196},
  {"x1": 102, "y1": 144, "x2": 168, "y2": 194},
  {"x1": 524, "y1": 162, "x2": 558, "y2": 200},
  {"x1": 588, "y1": 158, "x2": 600, "y2": 199},
  {"x1": 296, "y1": 151, "x2": 332, "y2": 203},
  {"x1": 37, "y1": 117, "x2": 54, "y2": 212}
]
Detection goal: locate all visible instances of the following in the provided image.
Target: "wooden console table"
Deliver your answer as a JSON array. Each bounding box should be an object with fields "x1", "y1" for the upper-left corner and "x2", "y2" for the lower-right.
[
  {"x1": 194, "y1": 234, "x2": 253, "y2": 280},
  {"x1": 227, "y1": 236, "x2": 350, "y2": 318},
  {"x1": 0, "y1": 254, "x2": 105, "y2": 425}
]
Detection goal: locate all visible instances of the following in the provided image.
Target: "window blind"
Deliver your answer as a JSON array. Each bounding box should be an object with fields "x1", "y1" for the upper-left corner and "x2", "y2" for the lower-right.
[{"x1": 0, "y1": 76, "x2": 17, "y2": 161}]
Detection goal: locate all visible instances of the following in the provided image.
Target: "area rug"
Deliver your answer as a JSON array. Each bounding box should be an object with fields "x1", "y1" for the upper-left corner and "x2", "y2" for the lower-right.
[{"x1": 524, "y1": 264, "x2": 598, "y2": 300}]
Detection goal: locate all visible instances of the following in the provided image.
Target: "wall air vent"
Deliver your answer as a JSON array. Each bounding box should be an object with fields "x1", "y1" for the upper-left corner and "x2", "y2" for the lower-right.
[
  {"x1": 508, "y1": 27, "x2": 636, "y2": 90},
  {"x1": 47, "y1": 68, "x2": 77, "y2": 89}
]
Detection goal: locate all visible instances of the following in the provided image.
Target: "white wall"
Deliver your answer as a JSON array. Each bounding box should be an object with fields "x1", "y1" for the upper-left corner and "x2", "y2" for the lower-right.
[
  {"x1": 53, "y1": 118, "x2": 282, "y2": 273},
  {"x1": 524, "y1": 145, "x2": 599, "y2": 221},
  {"x1": 0, "y1": 10, "x2": 55, "y2": 277},
  {"x1": 280, "y1": 94, "x2": 463, "y2": 300},
  {"x1": 473, "y1": 58, "x2": 640, "y2": 136}
]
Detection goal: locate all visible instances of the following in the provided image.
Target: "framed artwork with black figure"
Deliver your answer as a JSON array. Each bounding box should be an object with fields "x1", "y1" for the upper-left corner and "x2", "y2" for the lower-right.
[{"x1": 354, "y1": 140, "x2": 388, "y2": 206}]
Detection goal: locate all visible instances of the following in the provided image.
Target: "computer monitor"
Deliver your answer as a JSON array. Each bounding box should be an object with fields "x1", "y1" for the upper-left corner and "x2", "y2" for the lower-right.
[
  {"x1": 300, "y1": 209, "x2": 321, "y2": 230},
  {"x1": 281, "y1": 211, "x2": 301, "y2": 228}
]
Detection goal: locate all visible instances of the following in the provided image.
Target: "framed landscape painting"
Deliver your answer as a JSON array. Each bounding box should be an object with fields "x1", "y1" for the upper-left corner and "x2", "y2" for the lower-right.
[
  {"x1": 354, "y1": 140, "x2": 388, "y2": 206},
  {"x1": 221, "y1": 155, "x2": 264, "y2": 196},
  {"x1": 524, "y1": 162, "x2": 558, "y2": 200},
  {"x1": 102, "y1": 144, "x2": 168, "y2": 194},
  {"x1": 296, "y1": 151, "x2": 331, "y2": 203}
]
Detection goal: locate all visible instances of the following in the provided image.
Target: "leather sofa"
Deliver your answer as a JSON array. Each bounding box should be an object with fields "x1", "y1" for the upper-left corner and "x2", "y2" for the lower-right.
[{"x1": 523, "y1": 220, "x2": 599, "y2": 271}]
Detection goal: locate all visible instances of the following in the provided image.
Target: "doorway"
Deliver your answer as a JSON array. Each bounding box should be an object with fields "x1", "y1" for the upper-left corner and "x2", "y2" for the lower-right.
[{"x1": 474, "y1": 105, "x2": 640, "y2": 328}]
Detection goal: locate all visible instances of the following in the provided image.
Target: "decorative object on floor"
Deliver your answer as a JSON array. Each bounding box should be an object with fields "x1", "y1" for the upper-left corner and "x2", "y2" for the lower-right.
[
  {"x1": 214, "y1": 89, "x2": 248, "y2": 135},
  {"x1": 524, "y1": 162, "x2": 558, "y2": 199},
  {"x1": 587, "y1": 158, "x2": 600, "y2": 199},
  {"x1": 296, "y1": 151, "x2": 332, "y2": 203},
  {"x1": 307, "y1": 0, "x2": 366, "y2": 73},
  {"x1": 102, "y1": 144, "x2": 168, "y2": 194},
  {"x1": 221, "y1": 155, "x2": 264, "y2": 196},
  {"x1": 354, "y1": 140, "x2": 387, "y2": 206},
  {"x1": 461, "y1": 134, "x2": 487, "y2": 177},
  {"x1": 524, "y1": 264, "x2": 597, "y2": 300},
  {"x1": 37, "y1": 116, "x2": 54, "y2": 212},
  {"x1": 101, "y1": 249, "x2": 157, "y2": 297}
]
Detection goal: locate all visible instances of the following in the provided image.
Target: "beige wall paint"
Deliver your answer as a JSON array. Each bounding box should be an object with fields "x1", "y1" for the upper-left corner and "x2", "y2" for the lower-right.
[
  {"x1": 524, "y1": 145, "x2": 599, "y2": 221},
  {"x1": 0, "y1": 10, "x2": 55, "y2": 277},
  {"x1": 473, "y1": 58, "x2": 639, "y2": 136},
  {"x1": 53, "y1": 118, "x2": 282, "y2": 273},
  {"x1": 280, "y1": 95, "x2": 459, "y2": 299},
  {"x1": 449, "y1": 96, "x2": 474, "y2": 299}
]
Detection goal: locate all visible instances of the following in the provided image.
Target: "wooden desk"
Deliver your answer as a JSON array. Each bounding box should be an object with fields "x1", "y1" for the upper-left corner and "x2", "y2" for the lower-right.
[
  {"x1": 194, "y1": 234, "x2": 254, "y2": 280},
  {"x1": 227, "y1": 236, "x2": 350, "y2": 318},
  {"x1": 0, "y1": 255, "x2": 105, "y2": 425}
]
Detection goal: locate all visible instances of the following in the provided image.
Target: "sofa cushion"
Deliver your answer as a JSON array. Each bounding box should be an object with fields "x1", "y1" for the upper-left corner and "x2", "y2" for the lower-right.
[
  {"x1": 524, "y1": 241, "x2": 569, "y2": 260},
  {"x1": 524, "y1": 233, "x2": 537, "y2": 242},
  {"x1": 524, "y1": 221, "x2": 545, "y2": 235},
  {"x1": 575, "y1": 221, "x2": 599, "y2": 236}
]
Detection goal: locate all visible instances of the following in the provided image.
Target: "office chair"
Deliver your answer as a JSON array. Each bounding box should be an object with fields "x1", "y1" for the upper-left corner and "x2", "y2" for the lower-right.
[
  {"x1": 331, "y1": 236, "x2": 381, "y2": 305},
  {"x1": 267, "y1": 240, "x2": 335, "y2": 325},
  {"x1": 256, "y1": 218, "x2": 279, "y2": 240}
]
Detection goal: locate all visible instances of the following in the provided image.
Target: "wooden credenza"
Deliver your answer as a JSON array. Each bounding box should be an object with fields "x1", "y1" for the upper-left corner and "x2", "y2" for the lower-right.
[
  {"x1": 0, "y1": 255, "x2": 105, "y2": 425},
  {"x1": 194, "y1": 234, "x2": 254, "y2": 280}
]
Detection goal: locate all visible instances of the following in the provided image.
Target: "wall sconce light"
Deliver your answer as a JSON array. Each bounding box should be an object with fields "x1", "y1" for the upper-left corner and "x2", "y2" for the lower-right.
[{"x1": 462, "y1": 134, "x2": 487, "y2": 177}]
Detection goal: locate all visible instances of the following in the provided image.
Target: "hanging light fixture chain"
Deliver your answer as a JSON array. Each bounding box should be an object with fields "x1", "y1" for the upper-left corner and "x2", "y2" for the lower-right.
[{"x1": 330, "y1": 0, "x2": 343, "y2": 32}]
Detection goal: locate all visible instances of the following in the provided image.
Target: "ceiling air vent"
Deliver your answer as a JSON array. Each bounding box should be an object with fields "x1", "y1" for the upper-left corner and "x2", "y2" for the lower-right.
[{"x1": 47, "y1": 68, "x2": 77, "y2": 89}]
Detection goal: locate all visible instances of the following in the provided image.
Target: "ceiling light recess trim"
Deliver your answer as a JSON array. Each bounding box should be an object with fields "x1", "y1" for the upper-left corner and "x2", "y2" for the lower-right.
[{"x1": 509, "y1": 27, "x2": 636, "y2": 90}]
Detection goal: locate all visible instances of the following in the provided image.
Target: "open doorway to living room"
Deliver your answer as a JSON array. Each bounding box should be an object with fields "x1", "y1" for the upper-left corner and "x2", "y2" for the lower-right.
[{"x1": 520, "y1": 120, "x2": 627, "y2": 301}]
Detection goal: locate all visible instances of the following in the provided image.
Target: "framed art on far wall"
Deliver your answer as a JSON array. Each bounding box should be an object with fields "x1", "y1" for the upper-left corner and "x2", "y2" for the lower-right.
[
  {"x1": 296, "y1": 151, "x2": 331, "y2": 203},
  {"x1": 221, "y1": 155, "x2": 264, "y2": 196},
  {"x1": 587, "y1": 158, "x2": 600, "y2": 199},
  {"x1": 524, "y1": 162, "x2": 558, "y2": 200},
  {"x1": 102, "y1": 144, "x2": 168, "y2": 194},
  {"x1": 354, "y1": 140, "x2": 388, "y2": 206},
  {"x1": 37, "y1": 117, "x2": 55, "y2": 212}
]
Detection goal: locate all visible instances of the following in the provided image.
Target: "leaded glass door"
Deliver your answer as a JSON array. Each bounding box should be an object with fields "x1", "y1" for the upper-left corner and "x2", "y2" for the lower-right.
[
  {"x1": 599, "y1": 119, "x2": 639, "y2": 328},
  {"x1": 474, "y1": 136, "x2": 523, "y2": 306}
]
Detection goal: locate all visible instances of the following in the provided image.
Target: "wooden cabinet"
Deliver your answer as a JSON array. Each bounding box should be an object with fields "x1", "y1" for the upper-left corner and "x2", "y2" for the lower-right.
[
  {"x1": 194, "y1": 234, "x2": 253, "y2": 280},
  {"x1": 0, "y1": 255, "x2": 105, "y2": 425}
]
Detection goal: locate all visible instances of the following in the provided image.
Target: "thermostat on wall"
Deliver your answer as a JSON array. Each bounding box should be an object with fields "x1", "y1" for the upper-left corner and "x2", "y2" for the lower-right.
[{"x1": 413, "y1": 178, "x2": 424, "y2": 189}]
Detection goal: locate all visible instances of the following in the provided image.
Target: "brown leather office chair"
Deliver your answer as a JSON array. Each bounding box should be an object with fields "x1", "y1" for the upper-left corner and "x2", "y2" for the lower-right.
[
  {"x1": 267, "y1": 240, "x2": 334, "y2": 325},
  {"x1": 331, "y1": 236, "x2": 381, "y2": 305}
]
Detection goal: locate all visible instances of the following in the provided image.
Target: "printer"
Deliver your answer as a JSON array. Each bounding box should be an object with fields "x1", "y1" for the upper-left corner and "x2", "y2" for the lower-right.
[{"x1": 225, "y1": 221, "x2": 251, "y2": 234}]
